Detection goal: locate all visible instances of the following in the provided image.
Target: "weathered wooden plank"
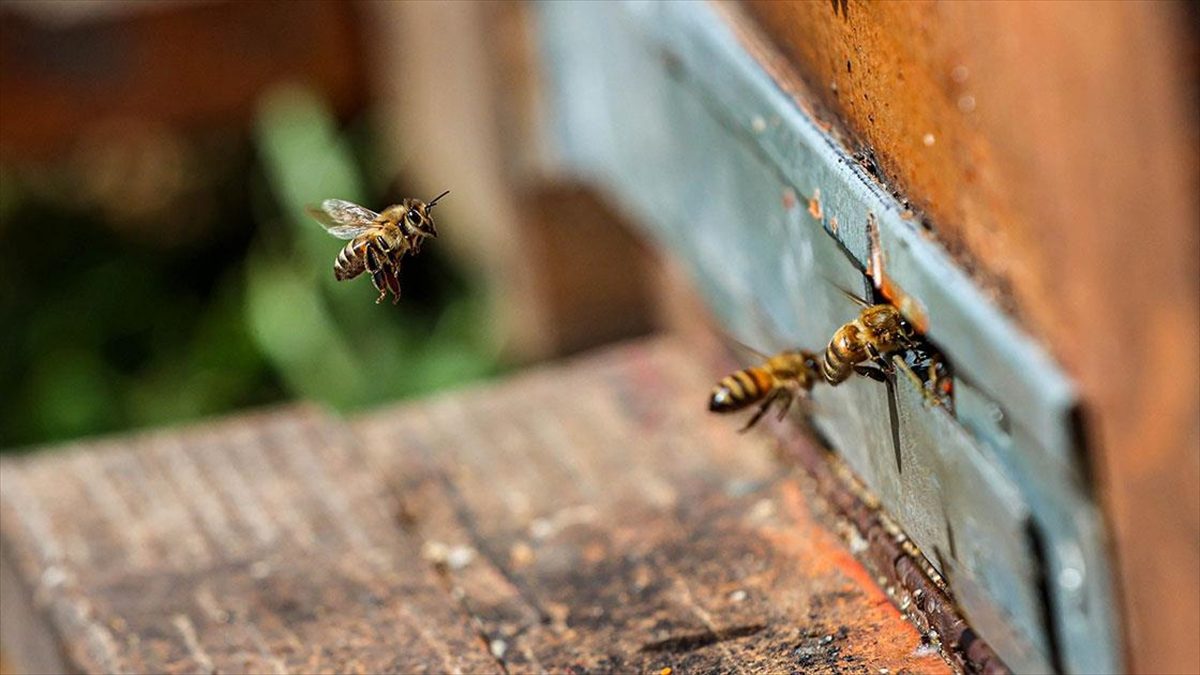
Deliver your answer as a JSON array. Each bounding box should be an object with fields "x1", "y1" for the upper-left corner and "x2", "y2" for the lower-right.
[
  {"x1": 353, "y1": 338, "x2": 949, "y2": 673},
  {"x1": 0, "y1": 407, "x2": 497, "y2": 674},
  {"x1": 3, "y1": 338, "x2": 954, "y2": 673}
]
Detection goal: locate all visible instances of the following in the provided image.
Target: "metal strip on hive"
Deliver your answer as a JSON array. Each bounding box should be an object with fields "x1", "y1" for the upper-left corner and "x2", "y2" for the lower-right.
[{"x1": 533, "y1": 2, "x2": 1121, "y2": 673}]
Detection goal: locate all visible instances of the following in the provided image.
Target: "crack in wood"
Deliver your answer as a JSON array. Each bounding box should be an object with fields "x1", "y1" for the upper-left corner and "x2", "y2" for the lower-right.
[
  {"x1": 386, "y1": 476, "x2": 514, "y2": 675},
  {"x1": 430, "y1": 469, "x2": 553, "y2": 626},
  {"x1": 638, "y1": 623, "x2": 767, "y2": 654}
]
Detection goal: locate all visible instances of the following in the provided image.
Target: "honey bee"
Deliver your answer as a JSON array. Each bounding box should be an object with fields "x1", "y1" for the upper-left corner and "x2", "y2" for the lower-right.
[
  {"x1": 901, "y1": 341, "x2": 956, "y2": 411},
  {"x1": 709, "y1": 348, "x2": 823, "y2": 431},
  {"x1": 820, "y1": 289, "x2": 917, "y2": 385},
  {"x1": 306, "y1": 190, "x2": 449, "y2": 304}
]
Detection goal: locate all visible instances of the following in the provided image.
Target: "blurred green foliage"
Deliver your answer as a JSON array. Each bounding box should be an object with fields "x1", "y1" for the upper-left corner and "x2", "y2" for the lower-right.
[
  {"x1": 0, "y1": 86, "x2": 499, "y2": 451},
  {"x1": 248, "y1": 86, "x2": 498, "y2": 408}
]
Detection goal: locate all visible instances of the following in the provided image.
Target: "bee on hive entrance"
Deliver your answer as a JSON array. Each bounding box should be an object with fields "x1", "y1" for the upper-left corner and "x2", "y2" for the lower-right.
[
  {"x1": 306, "y1": 190, "x2": 449, "y2": 304},
  {"x1": 709, "y1": 347, "x2": 823, "y2": 432},
  {"x1": 901, "y1": 340, "x2": 956, "y2": 411},
  {"x1": 820, "y1": 287, "x2": 918, "y2": 385}
]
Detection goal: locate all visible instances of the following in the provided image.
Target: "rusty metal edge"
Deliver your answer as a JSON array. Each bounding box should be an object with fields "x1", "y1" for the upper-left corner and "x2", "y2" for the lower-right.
[{"x1": 774, "y1": 430, "x2": 1010, "y2": 675}]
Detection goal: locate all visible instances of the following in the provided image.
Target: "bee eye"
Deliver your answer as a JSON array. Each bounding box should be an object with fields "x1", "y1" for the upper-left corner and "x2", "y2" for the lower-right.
[{"x1": 406, "y1": 210, "x2": 421, "y2": 226}]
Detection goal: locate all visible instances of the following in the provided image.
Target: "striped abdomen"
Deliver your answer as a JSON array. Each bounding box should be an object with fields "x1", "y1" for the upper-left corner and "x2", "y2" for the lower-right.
[
  {"x1": 822, "y1": 323, "x2": 868, "y2": 385},
  {"x1": 334, "y1": 237, "x2": 370, "y2": 280},
  {"x1": 709, "y1": 366, "x2": 775, "y2": 413},
  {"x1": 334, "y1": 228, "x2": 409, "y2": 281}
]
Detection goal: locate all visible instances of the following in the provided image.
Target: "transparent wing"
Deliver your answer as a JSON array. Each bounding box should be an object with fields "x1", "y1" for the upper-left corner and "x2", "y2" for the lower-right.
[{"x1": 306, "y1": 199, "x2": 378, "y2": 239}]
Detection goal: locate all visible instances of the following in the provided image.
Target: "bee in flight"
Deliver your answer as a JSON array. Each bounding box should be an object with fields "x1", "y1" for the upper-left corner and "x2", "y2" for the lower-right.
[
  {"x1": 709, "y1": 348, "x2": 823, "y2": 431},
  {"x1": 306, "y1": 190, "x2": 449, "y2": 304},
  {"x1": 820, "y1": 288, "x2": 917, "y2": 385}
]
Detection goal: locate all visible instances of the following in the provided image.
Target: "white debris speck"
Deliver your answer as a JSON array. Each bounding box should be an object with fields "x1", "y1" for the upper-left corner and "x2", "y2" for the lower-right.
[
  {"x1": 529, "y1": 518, "x2": 553, "y2": 540},
  {"x1": 729, "y1": 590, "x2": 748, "y2": 603},
  {"x1": 422, "y1": 540, "x2": 449, "y2": 563},
  {"x1": 446, "y1": 545, "x2": 476, "y2": 570},
  {"x1": 751, "y1": 115, "x2": 767, "y2": 133},
  {"x1": 922, "y1": 133, "x2": 936, "y2": 147},
  {"x1": 748, "y1": 498, "x2": 776, "y2": 521},
  {"x1": 41, "y1": 566, "x2": 66, "y2": 589},
  {"x1": 490, "y1": 638, "x2": 508, "y2": 658},
  {"x1": 249, "y1": 561, "x2": 271, "y2": 579},
  {"x1": 1059, "y1": 566, "x2": 1084, "y2": 591},
  {"x1": 422, "y1": 540, "x2": 476, "y2": 570},
  {"x1": 847, "y1": 529, "x2": 868, "y2": 554},
  {"x1": 912, "y1": 641, "x2": 940, "y2": 657}
]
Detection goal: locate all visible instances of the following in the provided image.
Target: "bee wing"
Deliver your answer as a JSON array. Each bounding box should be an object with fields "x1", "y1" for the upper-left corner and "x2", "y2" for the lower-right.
[{"x1": 306, "y1": 199, "x2": 379, "y2": 240}]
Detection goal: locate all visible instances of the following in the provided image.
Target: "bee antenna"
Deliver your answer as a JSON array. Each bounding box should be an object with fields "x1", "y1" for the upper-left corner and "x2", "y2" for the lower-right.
[
  {"x1": 821, "y1": 276, "x2": 872, "y2": 308},
  {"x1": 427, "y1": 190, "x2": 450, "y2": 208}
]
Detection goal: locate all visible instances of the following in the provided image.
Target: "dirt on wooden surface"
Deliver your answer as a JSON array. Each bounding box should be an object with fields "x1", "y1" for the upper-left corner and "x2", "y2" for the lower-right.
[{"x1": 0, "y1": 338, "x2": 948, "y2": 674}]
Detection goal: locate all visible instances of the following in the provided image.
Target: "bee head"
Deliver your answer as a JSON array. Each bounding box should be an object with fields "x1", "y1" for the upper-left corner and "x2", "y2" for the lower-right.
[
  {"x1": 401, "y1": 190, "x2": 448, "y2": 240},
  {"x1": 418, "y1": 189, "x2": 450, "y2": 238}
]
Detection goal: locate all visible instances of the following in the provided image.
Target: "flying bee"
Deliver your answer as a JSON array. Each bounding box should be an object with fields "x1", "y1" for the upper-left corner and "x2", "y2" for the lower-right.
[
  {"x1": 820, "y1": 288, "x2": 917, "y2": 385},
  {"x1": 709, "y1": 348, "x2": 823, "y2": 431},
  {"x1": 306, "y1": 190, "x2": 449, "y2": 304}
]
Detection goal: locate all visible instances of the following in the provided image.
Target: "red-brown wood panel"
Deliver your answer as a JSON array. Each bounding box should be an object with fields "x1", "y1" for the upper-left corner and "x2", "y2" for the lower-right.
[{"x1": 0, "y1": 1, "x2": 365, "y2": 161}]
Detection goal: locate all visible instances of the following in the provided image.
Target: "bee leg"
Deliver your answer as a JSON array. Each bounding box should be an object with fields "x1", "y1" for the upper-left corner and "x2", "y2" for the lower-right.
[
  {"x1": 925, "y1": 360, "x2": 954, "y2": 410},
  {"x1": 866, "y1": 343, "x2": 895, "y2": 373},
  {"x1": 739, "y1": 391, "x2": 779, "y2": 433},
  {"x1": 853, "y1": 364, "x2": 890, "y2": 383},
  {"x1": 361, "y1": 246, "x2": 390, "y2": 303},
  {"x1": 371, "y1": 268, "x2": 390, "y2": 304},
  {"x1": 386, "y1": 267, "x2": 402, "y2": 304},
  {"x1": 364, "y1": 245, "x2": 382, "y2": 273},
  {"x1": 370, "y1": 235, "x2": 392, "y2": 259},
  {"x1": 775, "y1": 390, "x2": 795, "y2": 422}
]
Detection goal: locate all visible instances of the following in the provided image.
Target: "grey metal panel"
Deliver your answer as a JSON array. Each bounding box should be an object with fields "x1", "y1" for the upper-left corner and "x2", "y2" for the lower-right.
[{"x1": 534, "y1": 2, "x2": 1121, "y2": 673}]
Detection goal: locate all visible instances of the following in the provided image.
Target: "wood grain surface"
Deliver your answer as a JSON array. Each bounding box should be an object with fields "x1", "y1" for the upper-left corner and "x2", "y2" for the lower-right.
[
  {"x1": 735, "y1": 3, "x2": 1200, "y2": 672},
  {"x1": 1, "y1": 338, "x2": 951, "y2": 674}
]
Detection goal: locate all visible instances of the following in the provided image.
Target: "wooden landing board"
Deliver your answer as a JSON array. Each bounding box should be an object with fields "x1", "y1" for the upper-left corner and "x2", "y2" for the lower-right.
[
  {"x1": 0, "y1": 407, "x2": 495, "y2": 674},
  {"x1": 1, "y1": 338, "x2": 947, "y2": 674}
]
